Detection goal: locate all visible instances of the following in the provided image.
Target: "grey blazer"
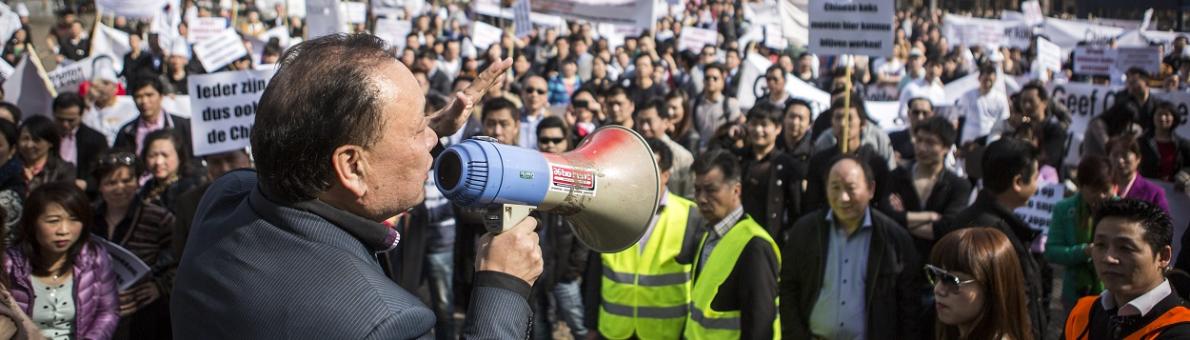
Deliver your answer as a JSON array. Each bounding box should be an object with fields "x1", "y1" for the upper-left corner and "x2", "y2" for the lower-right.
[{"x1": 171, "y1": 170, "x2": 532, "y2": 339}]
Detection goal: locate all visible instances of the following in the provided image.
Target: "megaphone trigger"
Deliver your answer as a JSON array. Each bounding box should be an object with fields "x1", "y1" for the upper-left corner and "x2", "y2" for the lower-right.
[{"x1": 484, "y1": 204, "x2": 536, "y2": 234}]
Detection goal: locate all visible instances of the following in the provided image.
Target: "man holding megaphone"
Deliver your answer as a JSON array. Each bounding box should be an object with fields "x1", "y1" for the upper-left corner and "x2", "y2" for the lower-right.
[{"x1": 172, "y1": 34, "x2": 541, "y2": 339}]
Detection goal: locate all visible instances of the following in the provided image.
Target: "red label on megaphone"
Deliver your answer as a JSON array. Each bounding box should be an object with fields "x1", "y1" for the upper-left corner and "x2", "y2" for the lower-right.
[{"x1": 549, "y1": 164, "x2": 597, "y2": 195}]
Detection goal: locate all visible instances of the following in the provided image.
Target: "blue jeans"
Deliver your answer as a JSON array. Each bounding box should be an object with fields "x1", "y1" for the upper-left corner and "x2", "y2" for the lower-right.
[
  {"x1": 426, "y1": 250, "x2": 455, "y2": 340},
  {"x1": 552, "y1": 280, "x2": 587, "y2": 338}
]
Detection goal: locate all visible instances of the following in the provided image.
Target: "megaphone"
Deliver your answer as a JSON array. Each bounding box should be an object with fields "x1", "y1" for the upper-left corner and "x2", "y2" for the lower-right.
[{"x1": 434, "y1": 126, "x2": 660, "y2": 253}]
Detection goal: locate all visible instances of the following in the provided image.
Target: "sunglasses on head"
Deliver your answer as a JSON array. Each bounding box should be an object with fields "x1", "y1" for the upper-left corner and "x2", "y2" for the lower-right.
[
  {"x1": 538, "y1": 137, "x2": 566, "y2": 145},
  {"x1": 924, "y1": 264, "x2": 977, "y2": 294},
  {"x1": 99, "y1": 152, "x2": 137, "y2": 167}
]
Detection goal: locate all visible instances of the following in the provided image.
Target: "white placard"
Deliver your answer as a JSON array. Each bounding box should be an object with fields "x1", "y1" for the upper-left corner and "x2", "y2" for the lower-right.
[
  {"x1": 307, "y1": 0, "x2": 347, "y2": 39},
  {"x1": 188, "y1": 69, "x2": 276, "y2": 156},
  {"x1": 807, "y1": 0, "x2": 894, "y2": 57},
  {"x1": 95, "y1": 0, "x2": 167, "y2": 18},
  {"x1": 1114, "y1": 46, "x2": 1161, "y2": 76},
  {"x1": 90, "y1": 24, "x2": 132, "y2": 73},
  {"x1": 188, "y1": 17, "x2": 229, "y2": 44},
  {"x1": 95, "y1": 237, "x2": 151, "y2": 292},
  {"x1": 1021, "y1": 0, "x2": 1043, "y2": 26},
  {"x1": 1014, "y1": 183, "x2": 1065, "y2": 233},
  {"x1": 1073, "y1": 46, "x2": 1117, "y2": 77},
  {"x1": 344, "y1": 2, "x2": 367, "y2": 24},
  {"x1": 374, "y1": 19, "x2": 412, "y2": 49},
  {"x1": 943, "y1": 14, "x2": 1032, "y2": 49},
  {"x1": 1043, "y1": 18, "x2": 1124, "y2": 52},
  {"x1": 46, "y1": 58, "x2": 90, "y2": 93},
  {"x1": 678, "y1": 27, "x2": 718, "y2": 52},
  {"x1": 1035, "y1": 37, "x2": 1062, "y2": 74},
  {"x1": 471, "y1": 0, "x2": 654, "y2": 32},
  {"x1": 471, "y1": 21, "x2": 503, "y2": 50},
  {"x1": 193, "y1": 29, "x2": 250, "y2": 72},
  {"x1": 737, "y1": 52, "x2": 830, "y2": 118}
]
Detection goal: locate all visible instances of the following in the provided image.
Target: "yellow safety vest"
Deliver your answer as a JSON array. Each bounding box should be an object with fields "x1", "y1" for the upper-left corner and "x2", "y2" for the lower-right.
[
  {"x1": 599, "y1": 193, "x2": 698, "y2": 339},
  {"x1": 684, "y1": 215, "x2": 781, "y2": 340}
]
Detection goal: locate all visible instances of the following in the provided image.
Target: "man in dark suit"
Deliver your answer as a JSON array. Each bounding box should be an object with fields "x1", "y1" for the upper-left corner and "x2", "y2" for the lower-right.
[
  {"x1": 113, "y1": 77, "x2": 191, "y2": 155},
  {"x1": 781, "y1": 156, "x2": 923, "y2": 339},
  {"x1": 935, "y1": 138, "x2": 1047, "y2": 340},
  {"x1": 52, "y1": 92, "x2": 107, "y2": 195},
  {"x1": 171, "y1": 34, "x2": 537, "y2": 339}
]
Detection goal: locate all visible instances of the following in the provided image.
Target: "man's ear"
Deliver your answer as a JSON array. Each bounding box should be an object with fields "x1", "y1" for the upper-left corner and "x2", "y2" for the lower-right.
[
  {"x1": 1159, "y1": 245, "x2": 1174, "y2": 270},
  {"x1": 329, "y1": 145, "x2": 369, "y2": 198}
]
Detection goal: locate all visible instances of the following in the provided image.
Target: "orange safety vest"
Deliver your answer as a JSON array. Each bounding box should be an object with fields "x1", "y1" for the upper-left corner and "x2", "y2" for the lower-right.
[{"x1": 1065, "y1": 295, "x2": 1190, "y2": 340}]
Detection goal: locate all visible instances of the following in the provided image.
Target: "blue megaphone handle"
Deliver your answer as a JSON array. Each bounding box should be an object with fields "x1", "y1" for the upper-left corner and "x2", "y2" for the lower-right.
[{"x1": 434, "y1": 137, "x2": 551, "y2": 207}]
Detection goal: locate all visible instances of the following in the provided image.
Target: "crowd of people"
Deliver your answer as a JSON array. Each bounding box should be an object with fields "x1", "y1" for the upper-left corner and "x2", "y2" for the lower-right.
[{"x1": 0, "y1": 0, "x2": 1182, "y2": 339}]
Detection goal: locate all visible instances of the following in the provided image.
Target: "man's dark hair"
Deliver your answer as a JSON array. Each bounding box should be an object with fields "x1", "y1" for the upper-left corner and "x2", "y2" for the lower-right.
[
  {"x1": 535, "y1": 115, "x2": 570, "y2": 141},
  {"x1": 481, "y1": 97, "x2": 519, "y2": 122},
  {"x1": 1127, "y1": 67, "x2": 1151, "y2": 81},
  {"x1": 1020, "y1": 81, "x2": 1048, "y2": 101},
  {"x1": 907, "y1": 97, "x2": 934, "y2": 112},
  {"x1": 978, "y1": 62, "x2": 997, "y2": 75},
  {"x1": 747, "y1": 102, "x2": 783, "y2": 125},
  {"x1": 765, "y1": 64, "x2": 785, "y2": 79},
  {"x1": 829, "y1": 94, "x2": 871, "y2": 125},
  {"x1": 639, "y1": 98, "x2": 670, "y2": 119},
  {"x1": 130, "y1": 76, "x2": 165, "y2": 95},
  {"x1": 452, "y1": 75, "x2": 475, "y2": 89},
  {"x1": 821, "y1": 155, "x2": 875, "y2": 187},
  {"x1": 981, "y1": 138, "x2": 1038, "y2": 194},
  {"x1": 605, "y1": 86, "x2": 629, "y2": 100},
  {"x1": 704, "y1": 62, "x2": 727, "y2": 76},
  {"x1": 1095, "y1": 199, "x2": 1173, "y2": 254},
  {"x1": 252, "y1": 34, "x2": 397, "y2": 203},
  {"x1": 912, "y1": 116, "x2": 957, "y2": 148},
  {"x1": 692, "y1": 148, "x2": 740, "y2": 183},
  {"x1": 53, "y1": 91, "x2": 86, "y2": 113},
  {"x1": 785, "y1": 98, "x2": 812, "y2": 116},
  {"x1": 645, "y1": 138, "x2": 673, "y2": 173},
  {"x1": 0, "y1": 119, "x2": 17, "y2": 150}
]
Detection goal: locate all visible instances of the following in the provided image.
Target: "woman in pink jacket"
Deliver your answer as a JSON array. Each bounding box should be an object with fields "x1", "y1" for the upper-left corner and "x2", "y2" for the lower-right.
[{"x1": 4, "y1": 182, "x2": 118, "y2": 340}]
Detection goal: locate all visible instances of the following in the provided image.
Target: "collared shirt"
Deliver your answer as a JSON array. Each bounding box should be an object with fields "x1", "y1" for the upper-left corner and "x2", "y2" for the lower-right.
[
  {"x1": 1100, "y1": 280, "x2": 1172, "y2": 317},
  {"x1": 59, "y1": 127, "x2": 78, "y2": 165},
  {"x1": 135, "y1": 112, "x2": 171, "y2": 154},
  {"x1": 958, "y1": 88, "x2": 1010, "y2": 145},
  {"x1": 637, "y1": 190, "x2": 670, "y2": 254},
  {"x1": 810, "y1": 208, "x2": 874, "y2": 340},
  {"x1": 517, "y1": 109, "x2": 546, "y2": 148},
  {"x1": 696, "y1": 205, "x2": 744, "y2": 276}
]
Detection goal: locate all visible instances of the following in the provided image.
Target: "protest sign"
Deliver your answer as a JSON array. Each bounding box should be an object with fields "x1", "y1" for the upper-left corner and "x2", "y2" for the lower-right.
[
  {"x1": 471, "y1": 21, "x2": 503, "y2": 50},
  {"x1": 513, "y1": 0, "x2": 532, "y2": 38},
  {"x1": 1114, "y1": 46, "x2": 1161, "y2": 76},
  {"x1": 473, "y1": 0, "x2": 654, "y2": 32},
  {"x1": 1043, "y1": 18, "x2": 1124, "y2": 52},
  {"x1": 737, "y1": 52, "x2": 831, "y2": 118},
  {"x1": 1072, "y1": 46, "x2": 1117, "y2": 76},
  {"x1": 188, "y1": 17, "x2": 229, "y2": 43},
  {"x1": 46, "y1": 55, "x2": 110, "y2": 93},
  {"x1": 193, "y1": 29, "x2": 250, "y2": 72},
  {"x1": 188, "y1": 69, "x2": 276, "y2": 156},
  {"x1": 162, "y1": 95, "x2": 192, "y2": 119},
  {"x1": 96, "y1": 0, "x2": 167, "y2": 18},
  {"x1": 678, "y1": 27, "x2": 718, "y2": 52},
  {"x1": 807, "y1": 0, "x2": 894, "y2": 57},
  {"x1": 865, "y1": 101, "x2": 904, "y2": 132},
  {"x1": 344, "y1": 2, "x2": 367, "y2": 24},
  {"x1": 1035, "y1": 37, "x2": 1062, "y2": 74},
  {"x1": 96, "y1": 238, "x2": 150, "y2": 292},
  {"x1": 374, "y1": 19, "x2": 412, "y2": 49},
  {"x1": 1014, "y1": 183, "x2": 1065, "y2": 234},
  {"x1": 942, "y1": 14, "x2": 1032, "y2": 49},
  {"x1": 776, "y1": 0, "x2": 811, "y2": 47},
  {"x1": 90, "y1": 24, "x2": 132, "y2": 73},
  {"x1": 1021, "y1": 0, "x2": 1043, "y2": 26},
  {"x1": 1048, "y1": 81, "x2": 1123, "y2": 137},
  {"x1": 307, "y1": 0, "x2": 347, "y2": 39},
  {"x1": 2, "y1": 52, "x2": 55, "y2": 119}
]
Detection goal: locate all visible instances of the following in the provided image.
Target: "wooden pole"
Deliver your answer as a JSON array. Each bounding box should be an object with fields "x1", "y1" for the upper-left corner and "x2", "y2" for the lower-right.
[{"x1": 840, "y1": 55, "x2": 853, "y2": 154}]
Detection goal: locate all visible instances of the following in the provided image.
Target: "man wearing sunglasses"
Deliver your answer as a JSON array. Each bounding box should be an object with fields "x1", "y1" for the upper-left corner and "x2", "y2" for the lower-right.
[
  {"x1": 1064, "y1": 199, "x2": 1190, "y2": 339},
  {"x1": 518, "y1": 75, "x2": 551, "y2": 148},
  {"x1": 780, "y1": 156, "x2": 922, "y2": 340}
]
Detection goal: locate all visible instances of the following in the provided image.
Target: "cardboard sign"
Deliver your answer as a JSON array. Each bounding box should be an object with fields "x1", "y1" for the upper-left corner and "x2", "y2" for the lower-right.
[
  {"x1": 1035, "y1": 37, "x2": 1062, "y2": 74},
  {"x1": 1021, "y1": 0, "x2": 1043, "y2": 26},
  {"x1": 96, "y1": 238, "x2": 151, "y2": 292},
  {"x1": 188, "y1": 69, "x2": 276, "y2": 156},
  {"x1": 188, "y1": 17, "x2": 229, "y2": 43},
  {"x1": 472, "y1": 0, "x2": 654, "y2": 32},
  {"x1": 1014, "y1": 183, "x2": 1065, "y2": 233},
  {"x1": 807, "y1": 0, "x2": 894, "y2": 57},
  {"x1": 1114, "y1": 46, "x2": 1161, "y2": 76},
  {"x1": 943, "y1": 14, "x2": 1032, "y2": 49},
  {"x1": 192, "y1": 29, "x2": 249, "y2": 72},
  {"x1": 471, "y1": 21, "x2": 503, "y2": 50},
  {"x1": 1073, "y1": 46, "x2": 1117, "y2": 76},
  {"x1": 678, "y1": 27, "x2": 718, "y2": 52},
  {"x1": 374, "y1": 19, "x2": 412, "y2": 49}
]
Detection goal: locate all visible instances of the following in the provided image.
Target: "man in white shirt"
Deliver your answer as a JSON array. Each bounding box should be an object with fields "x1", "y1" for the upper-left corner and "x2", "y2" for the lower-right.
[
  {"x1": 82, "y1": 69, "x2": 138, "y2": 146},
  {"x1": 897, "y1": 59, "x2": 946, "y2": 118},
  {"x1": 958, "y1": 63, "x2": 1009, "y2": 147}
]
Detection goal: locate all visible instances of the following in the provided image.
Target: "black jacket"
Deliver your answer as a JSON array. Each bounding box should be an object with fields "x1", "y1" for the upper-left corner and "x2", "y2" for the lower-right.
[
  {"x1": 537, "y1": 212, "x2": 589, "y2": 289},
  {"x1": 889, "y1": 129, "x2": 914, "y2": 162},
  {"x1": 74, "y1": 124, "x2": 109, "y2": 195},
  {"x1": 738, "y1": 149, "x2": 803, "y2": 238},
  {"x1": 1064, "y1": 288, "x2": 1190, "y2": 340},
  {"x1": 112, "y1": 113, "x2": 192, "y2": 155},
  {"x1": 1139, "y1": 132, "x2": 1190, "y2": 182},
  {"x1": 937, "y1": 190, "x2": 1047, "y2": 340},
  {"x1": 780, "y1": 208, "x2": 924, "y2": 340},
  {"x1": 880, "y1": 163, "x2": 972, "y2": 256}
]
